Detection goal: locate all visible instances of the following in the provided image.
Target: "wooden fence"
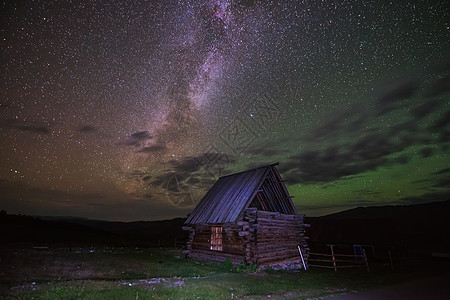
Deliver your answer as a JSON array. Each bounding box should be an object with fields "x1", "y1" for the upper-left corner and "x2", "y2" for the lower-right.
[
  {"x1": 147, "y1": 239, "x2": 186, "y2": 248},
  {"x1": 308, "y1": 245, "x2": 369, "y2": 272}
]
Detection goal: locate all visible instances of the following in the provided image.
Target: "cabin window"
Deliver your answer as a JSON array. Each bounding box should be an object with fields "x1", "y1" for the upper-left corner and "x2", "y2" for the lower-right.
[{"x1": 210, "y1": 226, "x2": 223, "y2": 251}]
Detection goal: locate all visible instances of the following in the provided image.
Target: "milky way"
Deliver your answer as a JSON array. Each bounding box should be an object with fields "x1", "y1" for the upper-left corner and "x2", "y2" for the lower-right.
[{"x1": 1, "y1": 0, "x2": 449, "y2": 221}]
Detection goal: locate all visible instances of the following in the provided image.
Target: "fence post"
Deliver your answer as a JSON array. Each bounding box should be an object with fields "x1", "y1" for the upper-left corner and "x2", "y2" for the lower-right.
[
  {"x1": 363, "y1": 249, "x2": 370, "y2": 272},
  {"x1": 388, "y1": 250, "x2": 394, "y2": 271},
  {"x1": 297, "y1": 245, "x2": 307, "y2": 270},
  {"x1": 329, "y1": 245, "x2": 337, "y2": 272}
]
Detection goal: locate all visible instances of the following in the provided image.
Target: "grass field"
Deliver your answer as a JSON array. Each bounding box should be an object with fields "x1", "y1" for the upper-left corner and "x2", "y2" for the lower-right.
[{"x1": 0, "y1": 247, "x2": 443, "y2": 299}]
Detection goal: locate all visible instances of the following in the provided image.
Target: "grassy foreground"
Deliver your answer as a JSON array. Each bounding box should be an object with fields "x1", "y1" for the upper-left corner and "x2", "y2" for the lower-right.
[{"x1": 0, "y1": 247, "x2": 439, "y2": 299}]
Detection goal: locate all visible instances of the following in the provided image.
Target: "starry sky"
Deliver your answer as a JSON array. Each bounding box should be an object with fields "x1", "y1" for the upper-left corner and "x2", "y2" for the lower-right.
[{"x1": 1, "y1": 0, "x2": 449, "y2": 221}]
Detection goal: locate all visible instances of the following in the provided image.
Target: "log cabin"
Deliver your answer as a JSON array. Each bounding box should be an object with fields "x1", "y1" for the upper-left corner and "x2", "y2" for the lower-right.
[{"x1": 182, "y1": 163, "x2": 309, "y2": 269}]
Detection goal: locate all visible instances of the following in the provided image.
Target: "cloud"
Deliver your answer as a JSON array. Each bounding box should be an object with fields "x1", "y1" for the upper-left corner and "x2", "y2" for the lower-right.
[
  {"x1": 419, "y1": 147, "x2": 434, "y2": 158},
  {"x1": 387, "y1": 154, "x2": 411, "y2": 165},
  {"x1": 308, "y1": 105, "x2": 368, "y2": 141},
  {"x1": 120, "y1": 131, "x2": 153, "y2": 147},
  {"x1": 77, "y1": 125, "x2": 96, "y2": 133},
  {"x1": 434, "y1": 168, "x2": 450, "y2": 175},
  {"x1": 244, "y1": 161, "x2": 277, "y2": 170},
  {"x1": 137, "y1": 145, "x2": 166, "y2": 153},
  {"x1": 245, "y1": 146, "x2": 281, "y2": 157},
  {"x1": 145, "y1": 152, "x2": 236, "y2": 208},
  {"x1": 280, "y1": 149, "x2": 384, "y2": 184},
  {"x1": 431, "y1": 177, "x2": 450, "y2": 189},
  {"x1": 1, "y1": 119, "x2": 51, "y2": 134},
  {"x1": 400, "y1": 190, "x2": 450, "y2": 205},
  {"x1": 131, "y1": 131, "x2": 151, "y2": 140},
  {"x1": 307, "y1": 66, "x2": 448, "y2": 147},
  {"x1": 410, "y1": 168, "x2": 450, "y2": 193},
  {"x1": 423, "y1": 73, "x2": 450, "y2": 97},
  {"x1": 280, "y1": 67, "x2": 449, "y2": 186},
  {"x1": 351, "y1": 133, "x2": 397, "y2": 159},
  {"x1": 0, "y1": 179, "x2": 189, "y2": 221},
  {"x1": 168, "y1": 156, "x2": 202, "y2": 174},
  {"x1": 17, "y1": 125, "x2": 50, "y2": 134},
  {"x1": 375, "y1": 77, "x2": 419, "y2": 103},
  {"x1": 161, "y1": 152, "x2": 235, "y2": 182},
  {"x1": 429, "y1": 109, "x2": 450, "y2": 131},
  {"x1": 149, "y1": 172, "x2": 175, "y2": 188},
  {"x1": 352, "y1": 189, "x2": 382, "y2": 197},
  {"x1": 373, "y1": 76, "x2": 419, "y2": 116},
  {"x1": 191, "y1": 152, "x2": 237, "y2": 175},
  {"x1": 124, "y1": 170, "x2": 149, "y2": 181},
  {"x1": 243, "y1": 136, "x2": 291, "y2": 157},
  {"x1": 410, "y1": 99, "x2": 441, "y2": 119},
  {"x1": 280, "y1": 127, "x2": 417, "y2": 184}
]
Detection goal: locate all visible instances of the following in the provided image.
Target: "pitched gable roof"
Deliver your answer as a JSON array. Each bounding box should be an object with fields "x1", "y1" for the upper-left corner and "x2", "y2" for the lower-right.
[{"x1": 185, "y1": 163, "x2": 297, "y2": 225}]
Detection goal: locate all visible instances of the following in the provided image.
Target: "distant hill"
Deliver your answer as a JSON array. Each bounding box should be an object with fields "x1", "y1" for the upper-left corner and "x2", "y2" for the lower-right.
[
  {"x1": 316, "y1": 199, "x2": 450, "y2": 220},
  {"x1": 0, "y1": 213, "x2": 116, "y2": 247},
  {"x1": 43, "y1": 217, "x2": 188, "y2": 244},
  {"x1": 0, "y1": 212, "x2": 187, "y2": 248},
  {"x1": 2, "y1": 200, "x2": 449, "y2": 252},
  {"x1": 305, "y1": 199, "x2": 450, "y2": 254}
]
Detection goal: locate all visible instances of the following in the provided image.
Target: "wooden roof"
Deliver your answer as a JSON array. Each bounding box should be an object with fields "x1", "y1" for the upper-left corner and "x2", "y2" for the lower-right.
[{"x1": 185, "y1": 163, "x2": 297, "y2": 225}]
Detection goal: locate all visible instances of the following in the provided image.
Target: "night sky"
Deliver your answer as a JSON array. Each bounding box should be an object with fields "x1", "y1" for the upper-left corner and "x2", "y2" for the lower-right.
[{"x1": 1, "y1": 0, "x2": 449, "y2": 221}]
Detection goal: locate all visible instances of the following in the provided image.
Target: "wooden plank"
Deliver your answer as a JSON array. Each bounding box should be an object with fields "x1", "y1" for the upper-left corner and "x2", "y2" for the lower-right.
[
  {"x1": 257, "y1": 226, "x2": 300, "y2": 231},
  {"x1": 256, "y1": 211, "x2": 297, "y2": 219},
  {"x1": 190, "y1": 249, "x2": 245, "y2": 264},
  {"x1": 257, "y1": 237, "x2": 301, "y2": 243},
  {"x1": 258, "y1": 257, "x2": 302, "y2": 266},
  {"x1": 257, "y1": 218, "x2": 299, "y2": 224},
  {"x1": 256, "y1": 235, "x2": 301, "y2": 241},
  {"x1": 256, "y1": 238, "x2": 301, "y2": 244},
  {"x1": 257, "y1": 254, "x2": 299, "y2": 264},
  {"x1": 256, "y1": 248, "x2": 299, "y2": 257},
  {"x1": 257, "y1": 253, "x2": 299, "y2": 261},
  {"x1": 309, "y1": 264, "x2": 336, "y2": 269},
  {"x1": 256, "y1": 230, "x2": 301, "y2": 236},
  {"x1": 256, "y1": 222, "x2": 300, "y2": 228},
  {"x1": 257, "y1": 226, "x2": 301, "y2": 232},
  {"x1": 257, "y1": 245, "x2": 304, "y2": 253},
  {"x1": 309, "y1": 252, "x2": 333, "y2": 256},
  {"x1": 309, "y1": 258, "x2": 335, "y2": 263},
  {"x1": 256, "y1": 247, "x2": 298, "y2": 255},
  {"x1": 256, "y1": 243, "x2": 301, "y2": 251},
  {"x1": 257, "y1": 228, "x2": 302, "y2": 234}
]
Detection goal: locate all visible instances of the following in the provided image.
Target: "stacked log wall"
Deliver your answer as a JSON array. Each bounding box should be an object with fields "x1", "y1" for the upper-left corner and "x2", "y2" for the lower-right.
[
  {"x1": 184, "y1": 223, "x2": 246, "y2": 264},
  {"x1": 183, "y1": 209, "x2": 309, "y2": 268},
  {"x1": 240, "y1": 208, "x2": 258, "y2": 264},
  {"x1": 253, "y1": 210, "x2": 309, "y2": 268}
]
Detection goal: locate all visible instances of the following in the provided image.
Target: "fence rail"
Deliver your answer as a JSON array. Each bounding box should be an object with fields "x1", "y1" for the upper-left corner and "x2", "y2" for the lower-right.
[
  {"x1": 309, "y1": 245, "x2": 369, "y2": 272},
  {"x1": 146, "y1": 239, "x2": 185, "y2": 248}
]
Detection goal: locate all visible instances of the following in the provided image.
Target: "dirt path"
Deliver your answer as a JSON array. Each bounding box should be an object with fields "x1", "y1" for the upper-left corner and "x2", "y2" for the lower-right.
[{"x1": 327, "y1": 273, "x2": 450, "y2": 300}]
